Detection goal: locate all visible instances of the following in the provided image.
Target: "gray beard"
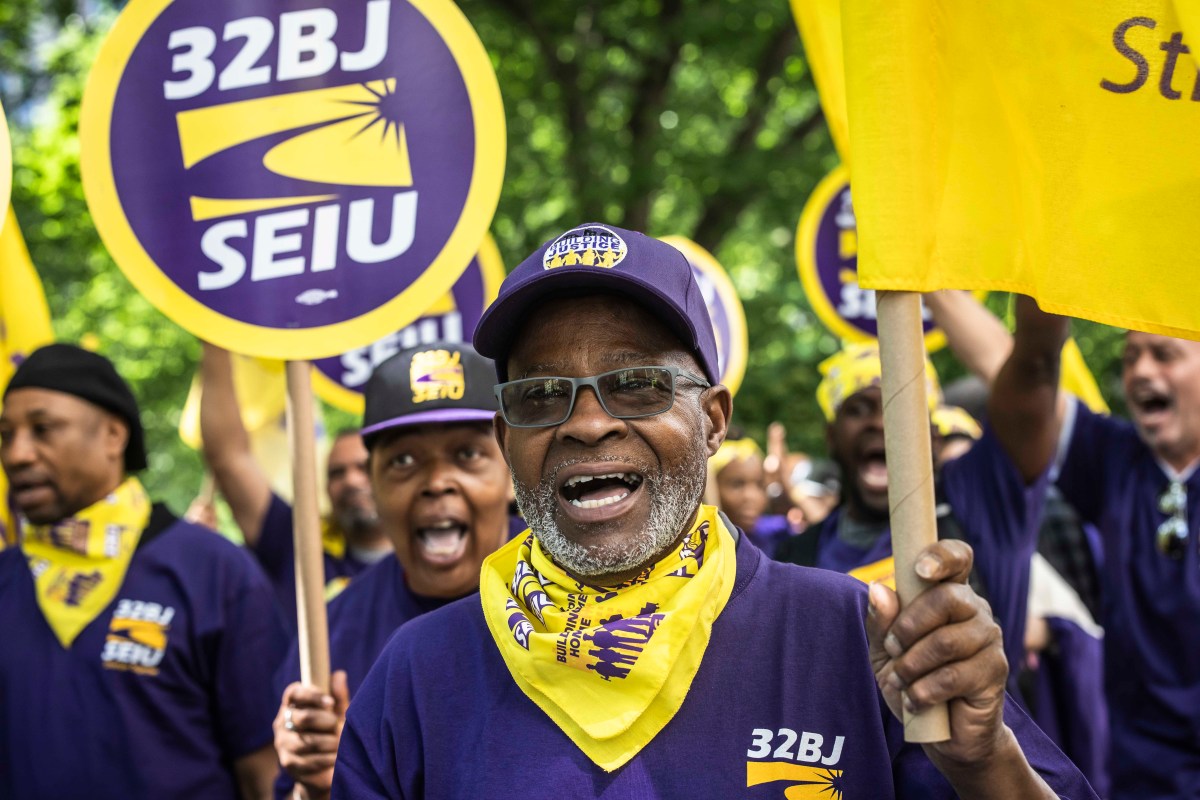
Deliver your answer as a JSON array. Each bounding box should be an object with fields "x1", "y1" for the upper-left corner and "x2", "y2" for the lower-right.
[{"x1": 512, "y1": 450, "x2": 708, "y2": 580}]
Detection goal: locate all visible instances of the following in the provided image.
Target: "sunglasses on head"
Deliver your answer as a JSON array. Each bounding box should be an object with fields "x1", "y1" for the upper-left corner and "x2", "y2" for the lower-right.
[{"x1": 1157, "y1": 480, "x2": 1190, "y2": 560}]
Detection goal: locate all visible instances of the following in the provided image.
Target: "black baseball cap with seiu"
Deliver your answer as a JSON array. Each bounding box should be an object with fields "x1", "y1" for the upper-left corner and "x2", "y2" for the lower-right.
[{"x1": 359, "y1": 342, "x2": 498, "y2": 449}]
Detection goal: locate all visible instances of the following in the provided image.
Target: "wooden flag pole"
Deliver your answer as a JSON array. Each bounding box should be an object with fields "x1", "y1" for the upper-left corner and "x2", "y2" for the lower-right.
[
  {"x1": 286, "y1": 360, "x2": 330, "y2": 690},
  {"x1": 875, "y1": 291, "x2": 950, "y2": 743}
]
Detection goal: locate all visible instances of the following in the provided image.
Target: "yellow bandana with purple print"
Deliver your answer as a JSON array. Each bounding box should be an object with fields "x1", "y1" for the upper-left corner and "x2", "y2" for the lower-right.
[
  {"x1": 816, "y1": 342, "x2": 942, "y2": 422},
  {"x1": 21, "y1": 477, "x2": 150, "y2": 648},
  {"x1": 481, "y1": 503, "x2": 737, "y2": 771}
]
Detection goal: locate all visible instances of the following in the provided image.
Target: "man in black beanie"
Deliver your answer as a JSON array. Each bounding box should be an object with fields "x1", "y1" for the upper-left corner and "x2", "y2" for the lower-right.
[{"x1": 0, "y1": 343, "x2": 286, "y2": 800}]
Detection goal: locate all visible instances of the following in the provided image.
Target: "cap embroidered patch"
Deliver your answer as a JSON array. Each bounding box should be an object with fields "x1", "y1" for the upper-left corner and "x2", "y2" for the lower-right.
[
  {"x1": 542, "y1": 224, "x2": 627, "y2": 270},
  {"x1": 410, "y1": 349, "x2": 465, "y2": 403}
]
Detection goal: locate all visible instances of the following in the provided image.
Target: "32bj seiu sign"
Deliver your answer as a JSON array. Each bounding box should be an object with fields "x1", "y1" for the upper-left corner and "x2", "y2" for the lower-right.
[{"x1": 81, "y1": 0, "x2": 505, "y2": 359}]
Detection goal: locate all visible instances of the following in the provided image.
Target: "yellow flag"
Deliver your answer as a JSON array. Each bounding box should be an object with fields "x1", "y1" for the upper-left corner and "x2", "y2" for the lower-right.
[
  {"x1": 1061, "y1": 338, "x2": 1110, "y2": 414},
  {"x1": 789, "y1": 0, "x2": 850, "y2": 160},
  {"x1": 1, "y1": 207, "x2": 55, "y2": 547},
  {"x1": 842, "y1": 2, "x2": 1200, "y2": 339}
]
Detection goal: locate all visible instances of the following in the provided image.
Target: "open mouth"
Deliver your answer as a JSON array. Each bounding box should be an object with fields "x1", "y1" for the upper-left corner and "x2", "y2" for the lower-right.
[
  {"x1": 858, "y1": 448, "x2": 888, "y2": 493},
  {"x1": 560, "y1": 472, "x2": 645, "y2": 510},
  {"x1": 415, "y1": 518, "x2": 469, "y2": 565},
  {"x1": 1130, "y1": 386, "x2": 1173, "y2": 424}
]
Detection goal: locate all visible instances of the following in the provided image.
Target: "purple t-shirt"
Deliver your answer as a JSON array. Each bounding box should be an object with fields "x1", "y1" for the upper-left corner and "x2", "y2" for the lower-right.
[
  {"x1": 0, "y1": 507, "x2": 288, "y2": 799},
  {"x1": 332, "y1": 535, "x2": 1095, "y2": 799},
  {"x1": 1056, "y1": 402, "x2": 1200, "y2": 799},
  {"x1": 257, "y1": 493, "x2": 377, "y2": 630},
  {"x1": 812, "y1": 428, "x2": 1048, "y2": 676},
  {"x1": 273, "y1": 556, "x2": 457, "y2": 799},
  {"x1": 1026, "y1": 617, "x2": 1109, "y2": 798}
]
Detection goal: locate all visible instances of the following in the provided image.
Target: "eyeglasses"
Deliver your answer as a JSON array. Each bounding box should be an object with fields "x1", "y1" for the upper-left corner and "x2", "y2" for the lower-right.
[
  {"x1": 496, "y1": 366, "x2": 710, "y2": 428},
  {"x1": 1157, "y1": 480, "x2": 1189, "y2": 560}
]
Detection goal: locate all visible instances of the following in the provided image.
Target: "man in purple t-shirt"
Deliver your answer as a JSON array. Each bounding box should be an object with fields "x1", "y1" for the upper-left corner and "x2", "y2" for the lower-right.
[
  {"x1": 333, "y1": 224, "x2": 1094, "y2": 799},
  {"x1": 1004, "y1": 312, "x2": 1200, "y2": 799},
  {"x1": 0, "y1": 345, "x2": 286, "y2": 799},
  {"x1": 776, "y1": 299, "x2": 1063, "y2": 681}
]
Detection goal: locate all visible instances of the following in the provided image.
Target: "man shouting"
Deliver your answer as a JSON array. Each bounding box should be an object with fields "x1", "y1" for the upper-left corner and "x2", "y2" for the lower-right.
[{"x1": 331, "y1": 224, "x2": 1095, "y2": 798}]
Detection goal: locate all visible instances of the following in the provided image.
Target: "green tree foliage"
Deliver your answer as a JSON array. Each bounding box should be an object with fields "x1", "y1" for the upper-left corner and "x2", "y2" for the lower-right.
[{"x1": 2, "y1": 0, "x2": 1130, "y2": 516}]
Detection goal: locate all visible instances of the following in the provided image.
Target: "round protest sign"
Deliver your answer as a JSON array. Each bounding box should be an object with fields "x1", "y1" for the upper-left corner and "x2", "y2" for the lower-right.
[
  {"x1": 796, "y1": 165, "x2": 981, "y2": 350},
  {"x1": 311, "y1": 232, "x2": 504, "y2": 414},
  {"x1": 81, "y1": 0, "x2": 505, "y2": 360},
  {"x1": 660, "y1": 236, "x2": 748, "y2": 396}
]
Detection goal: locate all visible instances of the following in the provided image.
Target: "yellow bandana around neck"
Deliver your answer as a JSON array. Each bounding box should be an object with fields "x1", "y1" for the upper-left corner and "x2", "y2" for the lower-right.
[
  {"x1": 21, "y1": 477, "x2": 151, "y2": 648},
  {"x1": 480, "y1": 503, "x2": 737, "y2": 771}
]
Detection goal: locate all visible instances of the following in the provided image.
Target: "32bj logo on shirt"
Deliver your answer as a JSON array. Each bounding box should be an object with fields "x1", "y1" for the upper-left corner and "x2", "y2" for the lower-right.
[
  {"x1": 746, "y1": 727, "x2": 846, "y2": 799},
  {"x1": 101, "y1": 599, "x2": 175, "y2": 676}
]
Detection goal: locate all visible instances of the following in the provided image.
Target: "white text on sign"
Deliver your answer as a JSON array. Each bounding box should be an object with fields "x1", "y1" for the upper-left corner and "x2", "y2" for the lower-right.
[
  {"x1": 163, "y1": 0, "x2": 392, "y2": 100},
  {"x1": 198, "y1": 193, "x2": 418, "y2": 291}
]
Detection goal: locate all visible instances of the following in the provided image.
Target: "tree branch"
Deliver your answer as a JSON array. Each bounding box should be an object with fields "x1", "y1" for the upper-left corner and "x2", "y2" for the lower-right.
[
  {"x1": 623, "y1": 0, "x2": 687, "y2": 232},
  {"x1": 490, "y1": 0, "x2": 591, "y2": 221},
  {"x1": 690, "y1": 104, "x2": 825, "y2": 252},
  {"x1": 687, "y1": 22, "x2": 813, "y2": 251}
]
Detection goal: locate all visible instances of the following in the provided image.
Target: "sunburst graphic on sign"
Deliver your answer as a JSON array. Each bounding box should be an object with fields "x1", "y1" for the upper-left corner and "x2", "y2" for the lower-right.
[
  {"x1": 262, "y1": 79, "x2": 414, "y2": 188},
  {"x1": 342, "y1": 79, "x2": 407, "y2": 144},
  {"x1": 747, "y1": 762, "x2": 844, "y2": 799},
  {"x1": 177, "y1": 79, "x2": 415, "y2": 221}
]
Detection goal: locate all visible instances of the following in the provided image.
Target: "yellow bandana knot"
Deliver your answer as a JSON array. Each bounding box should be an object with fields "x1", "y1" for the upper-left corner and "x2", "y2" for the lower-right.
[
  {"x1": 481, "y1": 504, "x2": 737, "y2": 770},
  {"x1": 21, "y1": 477, "x2": 150, "y2": 647}
]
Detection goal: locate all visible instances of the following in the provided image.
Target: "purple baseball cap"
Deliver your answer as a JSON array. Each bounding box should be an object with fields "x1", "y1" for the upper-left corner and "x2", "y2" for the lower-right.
[
  {"x1": 473, "y1": 223, "x2": 720, "y2": 383},
  {"x1": 359, "y1": 342, "x2": 497, "y2": 448}
]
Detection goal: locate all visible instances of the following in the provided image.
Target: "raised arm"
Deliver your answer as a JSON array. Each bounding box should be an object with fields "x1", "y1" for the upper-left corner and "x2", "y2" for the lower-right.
[
  {"x1": 924, "y1": 290, "x2": 1013, "y2": 385},
  {"x1": 987, "y1": 296, "x2": 1069, "y2": 483},
  {"x1": 199, "y1": 342, "x2": 272, "y2": 545}
]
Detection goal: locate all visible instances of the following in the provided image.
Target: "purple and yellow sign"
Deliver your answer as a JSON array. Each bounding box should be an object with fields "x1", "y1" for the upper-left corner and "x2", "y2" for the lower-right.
[
  {"x1": 796, "y1": 165, "x2": 980, "y2": 350},
  {"x1": 80, "y1": 0, "x2": 505, "y2": 360},
  {"x1": 311, "y1": 232, "x2": 504, "y2": 414},
  {"x1": 660, "y1": 236, "x2": 748, "y2": 397}
]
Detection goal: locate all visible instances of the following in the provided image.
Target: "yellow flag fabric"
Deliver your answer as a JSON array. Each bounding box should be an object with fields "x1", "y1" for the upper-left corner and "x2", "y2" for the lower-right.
[
  {"x1": 21, "y1": 477, "x2": 150, "y2": 647},
  {"x1": 481, "y1": 505, "x2": 737, "y2": 771},
  {"x1": 1, "y1": 207, "x2": 55, "y2": 548},
  {"x1": 842, "y1": 1, "x2": 1200, "y2": 339},
  {"x1": 1061, "y1": 338, "x2": 1110, "y2": 414},
  {"x1": 789, "y1": 0, "x2": 850, "y2": 160}
]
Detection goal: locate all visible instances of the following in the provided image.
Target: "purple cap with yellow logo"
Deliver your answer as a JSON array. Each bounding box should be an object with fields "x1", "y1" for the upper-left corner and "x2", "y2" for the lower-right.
[
  {"x1": 473, "y1": 223, "x2": 720, "y2": 383},
  {"x1": 360, "y1": 342, "x2": 498, "y2": 448}
]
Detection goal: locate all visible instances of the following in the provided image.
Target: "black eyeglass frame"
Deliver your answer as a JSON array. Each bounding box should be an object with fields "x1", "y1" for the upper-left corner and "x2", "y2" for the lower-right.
[{"x1": 495, "y1": 365, "x2": 711, "y2": 428}]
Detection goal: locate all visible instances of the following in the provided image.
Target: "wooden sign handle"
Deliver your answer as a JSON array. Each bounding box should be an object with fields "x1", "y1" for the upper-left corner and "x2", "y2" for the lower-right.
[
  {"x1": 286, "y1": 360, "x2": 330, "y2": 690},
  {"x1": 875, "y1": 291, "x2": 950, "y2": 743}
]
